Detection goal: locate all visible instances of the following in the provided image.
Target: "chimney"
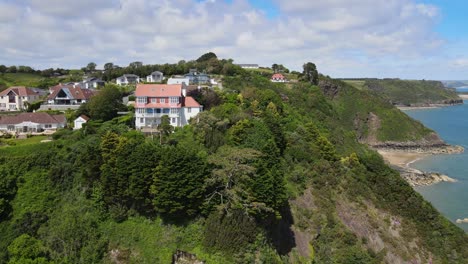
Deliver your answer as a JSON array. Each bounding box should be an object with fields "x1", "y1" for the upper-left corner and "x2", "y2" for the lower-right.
[{"x1": 182, "y1": 83, "x2": 187, "y2": 97}]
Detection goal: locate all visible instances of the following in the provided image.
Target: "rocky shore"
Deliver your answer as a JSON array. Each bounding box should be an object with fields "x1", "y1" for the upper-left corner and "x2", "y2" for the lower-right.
[
  {"x1": 377, "y1": 143, "x2": 464, "y2": 187},
  {"x1": 393, "y1": 165, "x2": 457, "y2": 187},
  {"x1": 395, "y1": 99, "x2": 464, "y2": 109}
]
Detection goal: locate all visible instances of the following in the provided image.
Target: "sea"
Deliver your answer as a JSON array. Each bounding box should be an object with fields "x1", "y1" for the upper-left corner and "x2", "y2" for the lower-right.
[{"x1": 404, "y1": 89, "x2": 468, "y2": 232}]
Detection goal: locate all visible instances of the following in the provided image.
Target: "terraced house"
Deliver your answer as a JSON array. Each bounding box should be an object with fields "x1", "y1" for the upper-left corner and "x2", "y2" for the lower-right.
[
  {"x1": 134, "y1": 83, "x2": 202, "y2": 128},
  {"x1": 0, "y1": 86, "x2": 45, "y2": 111}
]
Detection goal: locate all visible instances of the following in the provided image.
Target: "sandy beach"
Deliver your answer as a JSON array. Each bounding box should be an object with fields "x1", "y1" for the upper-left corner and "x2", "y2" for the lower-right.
[
  {"x1": 377, "y1": 150, "x2": 458, "y2": 186},
  {"x1": 377, "y1": 150, "x2": 428, "y2": 168},
  {"x1": 458, "y1": 94, "x2": 468, "y2": 99}
]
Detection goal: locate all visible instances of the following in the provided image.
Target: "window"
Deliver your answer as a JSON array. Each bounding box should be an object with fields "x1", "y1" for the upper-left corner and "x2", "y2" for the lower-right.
[
  {"x1": 151, "y1": 98, "x2": 156, "y2": 103},
  {"x1": 170, "y1": 97, "x2": 179, "y2": 104},
  {"x1": 170, "y1": 108, "x2": 178, "y2": 114},
  {"x1": 160, "y1": 98, "x2": 166, "y2": 103},
  {"x1": 137, "y1": 97, "x2": 146, "y2": 104},
  {"x1": 7, "y1": 125, "x2": 14, "y2": 131},
  {"x1": 0, "y1": 103, "x2": 5, "y2": 107},
  {"x1": 171, "y1": 118, "x2": 176, "y2": 123},
  {"x1": 187, "y1": 107, "x2": 191, "y2": 113},
  {"x1": 147, "y1": 108, "x2": 154, "y2": 114},
  {"x1": 163, "y1": 108, "x2": 170, "y2": 114},
  {"x1": 156, "y1": 108, "x2": 161, "y2": 113},
  {"x1": 45, "y1": 124, "x2": 52, "y2": 128},
  {"x1": 140, "y1": 118, "x2": 144, "y2": 123}
]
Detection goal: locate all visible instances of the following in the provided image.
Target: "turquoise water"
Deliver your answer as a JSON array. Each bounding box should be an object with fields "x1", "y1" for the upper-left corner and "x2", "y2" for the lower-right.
[{"x1": 405, "y1": 102, "x2": 468, "y2": 232}]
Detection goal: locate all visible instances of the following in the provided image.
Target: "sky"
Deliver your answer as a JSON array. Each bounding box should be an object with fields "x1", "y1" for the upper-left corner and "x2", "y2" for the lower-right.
[{"x1": 0, "y1": 0, "x2": 467, "y2": 80}]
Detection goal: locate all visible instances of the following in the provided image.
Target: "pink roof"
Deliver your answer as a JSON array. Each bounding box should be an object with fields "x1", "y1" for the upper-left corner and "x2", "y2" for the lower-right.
[
  {"x1": 183, "y1": 96, "x2": 201, "y2": 107},
  {"x1": 271, "y1": 73, "x2": 285, "y2": 79},
  {"x1": 135, "y1": 84, "x2": 182, "y2": 97},
  {"x1": 0, "y1": 86, "x2": 39, "y2": 97}
]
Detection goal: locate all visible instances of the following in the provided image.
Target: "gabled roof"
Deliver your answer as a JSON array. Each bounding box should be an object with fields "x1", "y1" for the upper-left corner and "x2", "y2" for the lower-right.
[
  {"x1": 183, "y1": 96, "x2": 201, "y2": 107},
  {"x1": 135, "y1": 84, "x2": 182, "y2": 97},
  {"x1": 0, "y1": 112, "x2": 66, "y2": 125},
  {"x1": 48, "y1": 84, "x2": 95, "y2": 100},
  {"x1": 149, "y1": 71, "x2": 163, "y2": 75},
  {"x1": 76, "y1": 115, "x2": 90, "y2": 121},
  {"x1": 0, "y1": 86, "x2": 41, "y2": 97},
  {"x1": 121, "y1": 74, "x2": 139, "y2": 78}
]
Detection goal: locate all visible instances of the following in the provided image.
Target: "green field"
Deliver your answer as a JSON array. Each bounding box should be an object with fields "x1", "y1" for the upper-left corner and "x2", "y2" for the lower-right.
[{"x1": 0, "y1": 73, "x2": 59, "y2": 90}]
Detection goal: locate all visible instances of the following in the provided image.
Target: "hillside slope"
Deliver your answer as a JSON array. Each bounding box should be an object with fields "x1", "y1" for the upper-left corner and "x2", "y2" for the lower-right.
[
  {"x1": 0, "y1": 72, "x2": 466, "y2": 263},
  {"x1": 363, "y1": 79, "x2": 462, "y2": 106}
]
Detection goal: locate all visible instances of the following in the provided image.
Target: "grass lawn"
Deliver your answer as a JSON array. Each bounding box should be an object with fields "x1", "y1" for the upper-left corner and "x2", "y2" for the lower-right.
[
  {"x1": 0, "y1": 73, "x2": 44, "y2": 87},
  {"x1": 0, "y1": 135, "x2": 52, "y2": 156}
]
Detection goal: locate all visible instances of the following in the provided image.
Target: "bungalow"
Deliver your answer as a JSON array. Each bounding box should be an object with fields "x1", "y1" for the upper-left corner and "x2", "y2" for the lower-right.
[
  {"x1": 74, "y1": 115, "x2": 90, "y2": 130},
  {"x1": 0, "y1": 112, "x2": 66, "y2": 133},
  {"x1": 146, "y1": 71, "x2": 164, "y2": 83},
  {"x1": 116, "y1": 74, "x2": 140, "y2": 85},
  {"x1": 41, "y1": 84, "x2": 95, "y2": 110},
  {"x1": 271, "y1": 73, "x2": 287, "y2": 83},
  {"x1": 81, "y1": 77, "x2": 105, "y2": 89},
  {"x1": 134, "y1": 83, "x2": 202, "y2": 128},
  {"x1": 0, "y1": 86, "x2": 46, "y2": 111}
]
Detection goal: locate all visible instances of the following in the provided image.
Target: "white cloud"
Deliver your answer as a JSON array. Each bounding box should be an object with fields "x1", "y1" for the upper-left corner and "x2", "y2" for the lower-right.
[{"x1": 0, "y1": 0, "x2": 464, "y2": 79}]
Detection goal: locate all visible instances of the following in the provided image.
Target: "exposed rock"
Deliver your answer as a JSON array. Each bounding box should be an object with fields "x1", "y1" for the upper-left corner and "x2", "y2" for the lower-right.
[
  {"x1": 172, "y1": 250, "x2": 205, "y2": 264},
  {"x1": 456, "y1": 218, "x2": 468, "y2": 224},
  {"x1": 394, "y1": 165, "x2": 458, "y2": 187},
  {"x1": 395, "y1": 99, "x2": 464, "y2": 107},
  {"x1": 318, "y1": 80, "x2": 340, "y2": 99}
]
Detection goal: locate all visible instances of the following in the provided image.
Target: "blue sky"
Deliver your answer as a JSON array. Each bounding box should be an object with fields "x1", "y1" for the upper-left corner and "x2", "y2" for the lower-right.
[{"x1": 0, "y1": 0, "x2": 467, "y2": 80}]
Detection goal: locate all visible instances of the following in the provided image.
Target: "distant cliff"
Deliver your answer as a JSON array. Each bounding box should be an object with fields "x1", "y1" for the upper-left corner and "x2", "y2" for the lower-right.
[{"x1": 364, "y1": 79, "x2": 462, "y2": 107}]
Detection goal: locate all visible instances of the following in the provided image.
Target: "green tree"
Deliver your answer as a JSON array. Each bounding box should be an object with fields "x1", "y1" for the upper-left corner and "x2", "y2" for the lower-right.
[
  {"x1": 302, "y1": 62, "x2": 319, "y2": 85},
  {"x1": 86, "y1": 62, "x2": 97, "y2": 72},
  {"x1": 206, "y1": 146, "x2": 265, "y2": 215},
  {"x1": 196, "y1": 52, "x2": 218, "y2": 62},
  {"x1": 7, "y1": 234, "x2": 50, "y2": 264},
  {"x1": 87, "y1": 84, "x2": 125, "y2": 121},
  {"x1": 151, "y1": 146, "x2": 209, "y2": 218},
  {"x1": 103, "y1": 62, "x2": 114, "y2": 71}
]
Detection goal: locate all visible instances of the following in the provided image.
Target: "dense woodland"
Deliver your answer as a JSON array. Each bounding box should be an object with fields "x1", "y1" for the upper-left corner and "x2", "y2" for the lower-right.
[{"x1": 0, "y1": 59, "x2": 467, "y2": 263}]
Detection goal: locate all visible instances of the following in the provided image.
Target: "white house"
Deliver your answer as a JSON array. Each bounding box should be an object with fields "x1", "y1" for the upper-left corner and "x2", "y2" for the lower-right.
[
  {"x1": 0, "y1": 112, "x2": 66, "y2": 133},
  {"x1": 146, "y1": 71, "x2": 164, "y2": 83},
  {"x1": 46, "y1": 84, "x2": 96, "y2": 106},
  {"x1": 0, "y1": 86, "x2": 45, "y2": 111},
  {"x1": 134, "y1": 83, "x2": 202, "y2": 129},
  {"x1": 167, "y1": 77, "x2": 190, "y2": 85},
  {"x1": 74, "y1": 115, "x2": 90, "y2": 130},
  {"x1": 81, "y1": 77, "x2": 105, "y2": 89},
  {"x1": 236, "y1": 64, "x2": 259, "y2": 69},
  {"x1": 116, "y1": 74, "x2": 140, "y2": 85}
]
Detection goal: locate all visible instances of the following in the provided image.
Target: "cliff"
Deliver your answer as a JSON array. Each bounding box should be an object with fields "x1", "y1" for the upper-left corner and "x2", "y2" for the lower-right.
[{"x1": 364, "y1": 79, "x2": 463, "y2": 107}]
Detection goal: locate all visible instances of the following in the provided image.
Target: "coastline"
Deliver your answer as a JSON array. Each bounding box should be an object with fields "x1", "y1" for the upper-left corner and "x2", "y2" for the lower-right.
[
  {"x1": 457, "y1": 94, "x2": 468, "y2": 99},
  {"x1": 378, "y1": 149, "x2": 459, "y2": 187}
]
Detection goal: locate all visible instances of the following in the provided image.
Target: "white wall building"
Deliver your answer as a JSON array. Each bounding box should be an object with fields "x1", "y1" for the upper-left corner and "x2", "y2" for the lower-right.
[
  {"x1": 146, "y1": 71, "x2": 164, "y2": 83},
  {"x1": 134, "y1": 83, "x2": 202, "y2": 129},
  {"x1": 0, "y1": 87, "x2": 44, "y2": 111},
  {"x1": 0, "y1": 112, "x2": 66, "y2": 133},
  {"x1": 74, "y1": 115, "x2": 90, "y2": 130},
  {"x1": 116, "y1": 74, "x2": 140, "y2": 85},
  {"x1": 167, "y1": 77, "x2": 190, "y2": 85}
]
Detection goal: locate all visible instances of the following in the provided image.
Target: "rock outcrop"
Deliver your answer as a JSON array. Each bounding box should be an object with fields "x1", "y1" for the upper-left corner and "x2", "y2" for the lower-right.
[{"x1": 394, "y1": 165, "x2": 457, "y2": 187}]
